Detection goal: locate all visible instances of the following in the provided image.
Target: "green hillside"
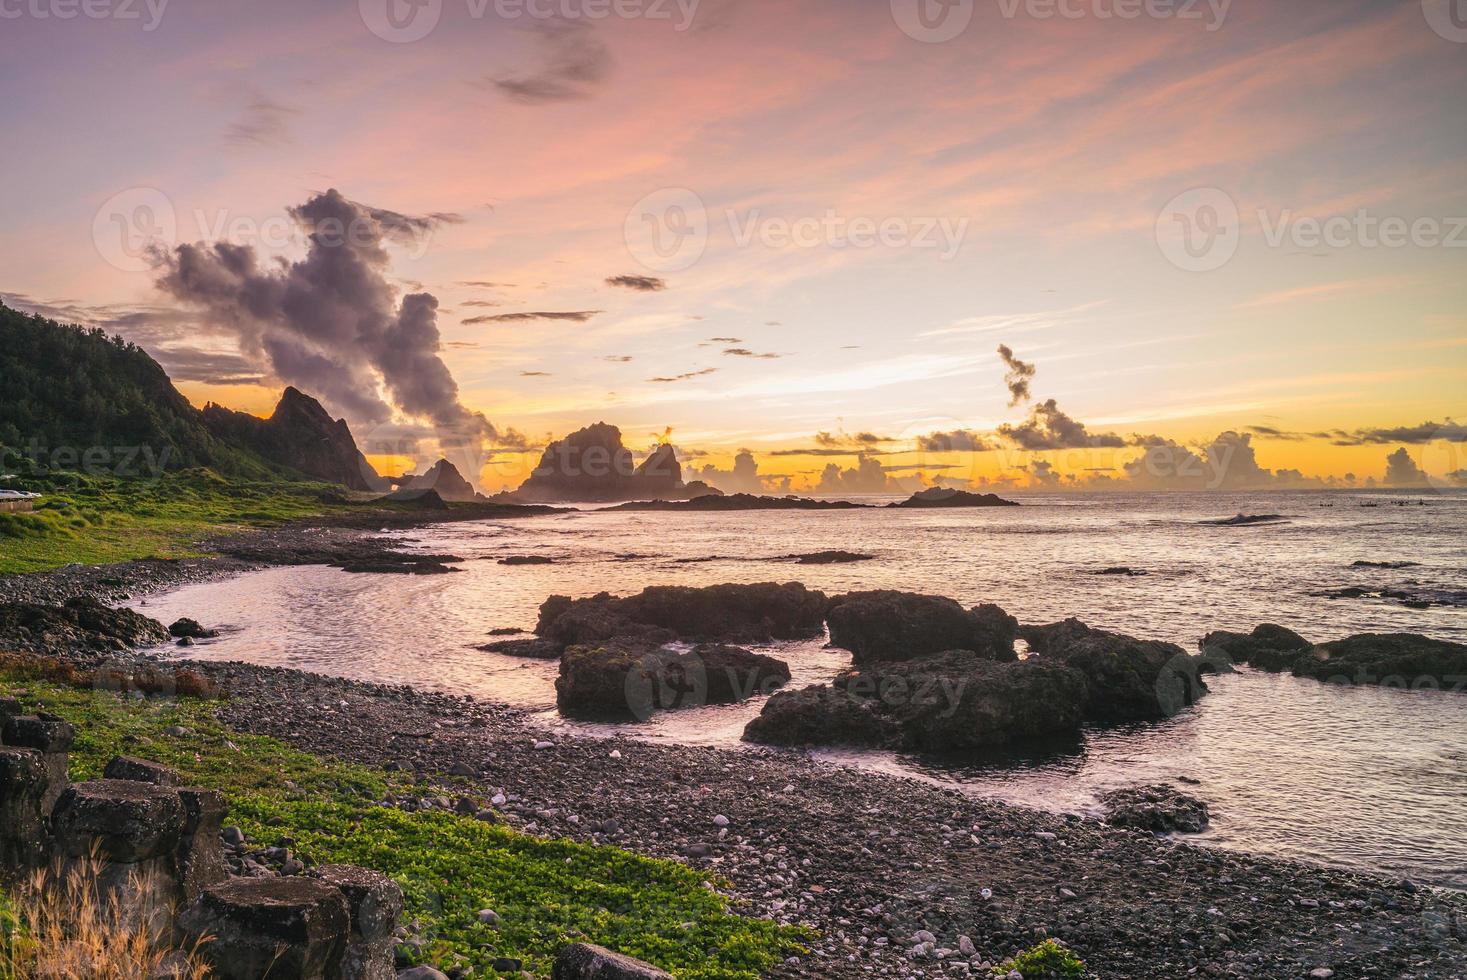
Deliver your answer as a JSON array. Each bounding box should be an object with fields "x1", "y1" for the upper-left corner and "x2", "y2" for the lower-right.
[{"x1": 0, "y1": 301, "x2": 280, "y2": 480}]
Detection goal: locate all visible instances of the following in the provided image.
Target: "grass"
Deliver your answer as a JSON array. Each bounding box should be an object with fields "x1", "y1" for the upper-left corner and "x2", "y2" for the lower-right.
[
  {"x1": 993, "y1": 938, "x2": 1086, "y2": 978},
  {"x1": 2, "y1": 858, "x2": 212, "y2": 980},
  {"x1": 0, "y1": 469, "x2": 353, "y2": 574},
  {"x1": 0, "y1": 672, "x2": 808, "y2": 978}
]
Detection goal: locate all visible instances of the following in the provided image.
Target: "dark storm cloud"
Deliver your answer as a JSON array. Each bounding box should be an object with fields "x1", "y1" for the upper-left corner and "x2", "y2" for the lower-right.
[
  {"x1": 606, "y1": 275, "x2": 666, "y2": 291},
  {"x1": 1331, "y1": 420, "x2": 1467, "y2": 445},
  {"x1": 997, "y1": 398, "x2": 1126, "y2": 450},
  {"x1": 467, "y1": 310, "x2": 600, "y2": 324},
  {"x1": 151, "y1": 188, "x2": 522, "y2": 457},
  {"x1": 997, "y1": 343, "x2": 1036, "y2": 407},
  {"x1": 916, "y1": 429, "x2": 995, "y2": 452},
  {"x1": 492, "y1": 20, "x2": 611, "y2": 104}
]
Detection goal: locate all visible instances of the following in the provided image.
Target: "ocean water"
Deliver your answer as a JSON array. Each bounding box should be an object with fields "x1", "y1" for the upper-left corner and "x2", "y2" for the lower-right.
[{"x1": 131, "y1": 490, "x2": 1467, "y2": 887}]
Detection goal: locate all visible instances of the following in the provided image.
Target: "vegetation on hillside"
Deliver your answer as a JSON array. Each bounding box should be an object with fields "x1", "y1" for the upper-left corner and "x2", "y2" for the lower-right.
[
  {"x1": 0, "y1": 673, "x2": 808, "y2": 978},
  {"x1": 0, "y1": 468, "x2": 351, "y2": 574},
  {"x1": 0, "y1": 302, "x2": 285, "y2": 480}
]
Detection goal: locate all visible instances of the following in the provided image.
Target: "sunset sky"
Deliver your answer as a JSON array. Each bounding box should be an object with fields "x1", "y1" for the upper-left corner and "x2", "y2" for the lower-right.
[{"x1": 2, "y1": 0, "x2": 1464, "y2": 491}]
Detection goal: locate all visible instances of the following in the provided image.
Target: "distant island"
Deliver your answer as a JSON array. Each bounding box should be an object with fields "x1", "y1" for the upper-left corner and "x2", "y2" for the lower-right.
[
  {"x1": 490, "y1": 422, "x2": 719, "y2": 504},
  {"x1": 610, "y1": 489, "x2": 1018, "y2": 511}
]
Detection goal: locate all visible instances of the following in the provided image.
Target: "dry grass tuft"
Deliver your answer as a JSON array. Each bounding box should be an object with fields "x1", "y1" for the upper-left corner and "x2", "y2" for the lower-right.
[
  {"x1": 0, "y1": 651, "x2": 218, "y2": 699},
  {"x1": 1, "y1": 857, "x2": 212, "y2": 979}
]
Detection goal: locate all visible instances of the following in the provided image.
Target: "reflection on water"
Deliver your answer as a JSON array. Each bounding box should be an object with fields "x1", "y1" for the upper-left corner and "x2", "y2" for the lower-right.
[{"x1": 131, "y1": 490, "x2": 1467, "y2": 887}]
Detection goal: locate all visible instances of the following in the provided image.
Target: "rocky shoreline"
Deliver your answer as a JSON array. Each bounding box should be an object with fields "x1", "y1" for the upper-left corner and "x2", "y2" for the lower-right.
[{"x1": 3, "y1": 523, "x2": 1467, "y2": 978}]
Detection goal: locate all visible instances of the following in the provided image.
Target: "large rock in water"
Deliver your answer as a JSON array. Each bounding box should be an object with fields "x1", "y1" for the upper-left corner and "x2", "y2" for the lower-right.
[
  {"x1": 1199, "y1": 623, "x2": 1313, "y2": 672},
  {"x1": 1020, "y1": 618, "x2": 1207, "y2": 722},
  {"x1": 402, "y1": 458, "x2": 478, "y2": 502},
  {"x1": 825, "y1": 591, "x2": 1017, "y2": 664},
  {"x1": 741, "y1": 684, "x2": 900, "y2": 748},
  {"x1": 1291, "y1": 633, "x2": 1467, "y2": 689},
  {"x1": 888, "y1": 487, "x2": 1019, "y2": 508},
  {"x1": 744, "y1": 652, "x2": 1088, "y2": 751},
  {"x1": 504, "y1": 423, "x2": 718, "y2": 503},
  {"x1": 556, "y1": 641, "x2": 790, "y2": 721},
  {"x1": 202, "y1": 386, "x2": 386, "y2": 491},
  {"x1": 536, "y1": 583, "x2": 829, "y2": 648}
]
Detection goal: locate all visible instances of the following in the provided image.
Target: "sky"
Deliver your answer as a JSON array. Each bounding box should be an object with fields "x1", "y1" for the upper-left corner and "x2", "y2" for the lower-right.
[{"x1": 2, "y1": 0, "x2": 1465, "y2": 492}]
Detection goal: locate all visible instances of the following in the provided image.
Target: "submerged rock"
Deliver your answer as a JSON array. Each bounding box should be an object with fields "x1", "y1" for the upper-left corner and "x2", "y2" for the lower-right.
[
  {"x1": 788, "y1": 550, "x2": 875, "y2": 564},
  {"x1": 1199, "y1": 514, "x2": 1288, "y2": 526},
  {"x1": 476, "y1": 638, "x2": 564, "y2": 660},
  {"x1": 499, "y1": 555, "x2": 555, "y2": 566},
  {"x1": 825, "y1": 591, "x2": 1017, "y2": 665},
  {"x1": 556, "y1": 641, "x2": 790, "y2": 721},
  {"x1": 1199, "y1": 623, "x2": 1313, "y2": 672},
  {"x1": 1100, "y1": 784, "x2": 1210, "y2": 834},
  {"x1": 1020, "y1": 618, "x2": 1208, "y2": 722},
  {"x1": 536, "y1": 582, "x2": 829, "y2": 649}
]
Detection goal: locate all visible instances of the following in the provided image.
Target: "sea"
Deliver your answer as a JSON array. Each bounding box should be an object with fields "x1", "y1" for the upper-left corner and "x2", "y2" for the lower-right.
[{"x1": 129, "y1": 489, "x2": 1467, "y2": 889}]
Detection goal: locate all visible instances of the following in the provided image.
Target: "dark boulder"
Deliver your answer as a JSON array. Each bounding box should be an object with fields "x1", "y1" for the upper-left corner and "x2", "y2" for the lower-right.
[
  {"x1": 1021, "y1": 618, "x2": 1207, "y2": 722},
  {"x1": 0, "y1": 596, "x2": 170, "y2": 654},
  {"x1": 168, "y1": 617, "x2": 218, "y2": 639},
  {"x1": 499, "y1": 555, "x2": 555, "y2": 566},
  {"x1": 178, "y1": 876, "x2": 350, "y2": 980},
  {"x1": 1199, "y1": 623, "x2": 1313, "y2": 672},
  {"x1": 742, "y1": 685, "x2": 899, "y2": 748},
  {"x1": 745, "y1": 652, "x2": 1088, "y2": 751},
  {"x1": 536, "y1": 582, "x2": 829, "y2": 649},
  {"x1": 1291, "y1": 633, "x2": 1467, "y2": 689},
  {"x1": 844, "y1": 653, "x2": 1088, "y2": 751},
  {"x1": 825, "y1": 591, "x2": 1017, "y2": 665},
  {"x1": 553, "y1": 942, "x2": 672, "y2": 979},
  {"x1": 103, "y1": 755, "x2": 182, "y2": 786},
  {"x1": 557, "y1": 642, "x2": 790, "y2": 721},
  {"x1": 476, "y1": 638, "x2": 564, "y2": 660},
  {"x1": 51, "y1": 779, "x2": 186, "y2": 863},
  {"x1": 1100, "y1": 784, "x2": 1210, "y2": 834}
]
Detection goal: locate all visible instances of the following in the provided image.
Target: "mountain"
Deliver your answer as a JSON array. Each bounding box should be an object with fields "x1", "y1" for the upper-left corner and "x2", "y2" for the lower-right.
[
  {"x1": 402, "y1": 458, "x2": 478, "y2": 502},
  {"x1": 0, "y1": 300, "x2": 382, "y2": 490},
  {"x1": 502, "y1": 423, "x2": 717, "y2": 503},
  {"x1": 202, "y1": 388, "x2": 387, "y2": 492},
  {"x1": 0, "y1": 301, "x2": 275, "y2": 478}
]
